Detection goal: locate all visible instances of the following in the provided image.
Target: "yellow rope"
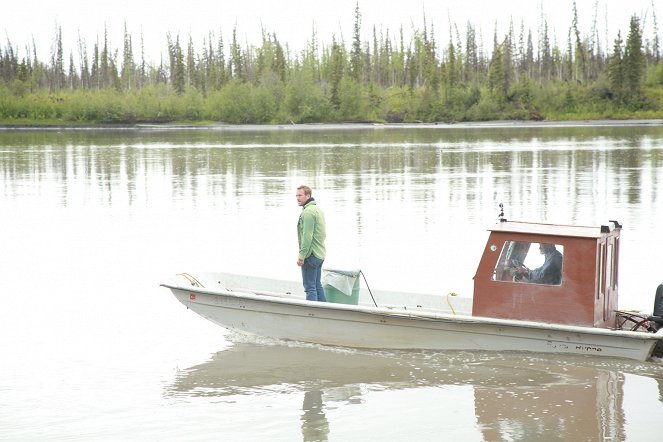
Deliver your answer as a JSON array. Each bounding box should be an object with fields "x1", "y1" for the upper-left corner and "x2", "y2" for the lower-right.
[
  {"x1": 176, "y1": 273, "x2": 205, "y2": 288},
  {"x1": 446, "y1": 292, "x2": 458, "y2": 315}
]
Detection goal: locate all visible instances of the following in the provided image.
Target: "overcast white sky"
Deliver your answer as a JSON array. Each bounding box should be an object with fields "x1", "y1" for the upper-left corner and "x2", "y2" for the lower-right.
[{"x1": 4, "y1": 0, "x2": 661, "y2": 62}]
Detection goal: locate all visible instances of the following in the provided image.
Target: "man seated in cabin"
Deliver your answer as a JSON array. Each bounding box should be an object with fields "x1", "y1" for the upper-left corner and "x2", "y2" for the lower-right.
[{"x1": 514, "y1": 243, "x2": 563, "y2": 285}]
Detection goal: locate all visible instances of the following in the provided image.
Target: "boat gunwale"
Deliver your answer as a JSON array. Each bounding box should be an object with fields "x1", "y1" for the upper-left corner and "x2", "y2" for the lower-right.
[{"x1": 160, "y1": 283, "x2": 663, "y2": 342}]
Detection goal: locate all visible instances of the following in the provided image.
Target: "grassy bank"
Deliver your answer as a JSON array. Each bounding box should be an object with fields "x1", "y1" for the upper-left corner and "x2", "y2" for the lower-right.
[{"x1": 1, "y1": 82, "x2": 662, "y2": 127}]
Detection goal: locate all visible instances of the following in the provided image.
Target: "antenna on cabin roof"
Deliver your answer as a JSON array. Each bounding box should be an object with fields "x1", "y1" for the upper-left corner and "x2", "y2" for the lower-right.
[{"x1": 498, "y1": 203, "x2": 507, "y2": 222}]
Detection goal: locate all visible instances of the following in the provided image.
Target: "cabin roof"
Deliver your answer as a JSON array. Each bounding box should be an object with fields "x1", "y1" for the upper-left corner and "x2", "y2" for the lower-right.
[{"x1": 487, "y1": 220, "x2": 620, "y2": 239}]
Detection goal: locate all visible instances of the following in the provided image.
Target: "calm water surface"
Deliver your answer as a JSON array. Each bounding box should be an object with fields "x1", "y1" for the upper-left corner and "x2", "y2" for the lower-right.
[{"x1": 1, "y1": 123, "x2": 662, "y2": 441}]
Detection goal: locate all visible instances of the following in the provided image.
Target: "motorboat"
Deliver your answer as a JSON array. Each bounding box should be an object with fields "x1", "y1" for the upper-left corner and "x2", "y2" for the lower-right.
[{"x1": 161, "y1": 211, "x2": 663, "y2": 361}]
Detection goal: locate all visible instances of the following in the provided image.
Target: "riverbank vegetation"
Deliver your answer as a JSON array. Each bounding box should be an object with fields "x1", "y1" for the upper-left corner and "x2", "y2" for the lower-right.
[{"x1": 1, "y1": 2, "x2": 662, "y2": 124}]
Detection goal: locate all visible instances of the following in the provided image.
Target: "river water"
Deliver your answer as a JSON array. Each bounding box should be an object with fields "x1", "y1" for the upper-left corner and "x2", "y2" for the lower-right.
[{"x1": 1, "y1": 122, "x2": 662, "y2": 441}]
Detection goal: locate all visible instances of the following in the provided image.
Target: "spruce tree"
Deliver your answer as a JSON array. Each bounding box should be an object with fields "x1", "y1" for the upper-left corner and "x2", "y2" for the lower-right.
[{"x1": 624, "y1": 15, "x2": 644, "y2": 98}]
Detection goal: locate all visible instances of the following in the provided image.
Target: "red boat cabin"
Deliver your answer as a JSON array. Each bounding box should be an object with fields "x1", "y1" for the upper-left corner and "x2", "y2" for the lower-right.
[{"x1": 472, "y1": 220, "x2": 622, "y2": 327}]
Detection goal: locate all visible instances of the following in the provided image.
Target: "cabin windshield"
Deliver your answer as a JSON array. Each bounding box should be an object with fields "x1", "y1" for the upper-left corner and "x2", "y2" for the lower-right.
[{"x1": 492, "y1": 241, "x2": 564, "y2": 285}]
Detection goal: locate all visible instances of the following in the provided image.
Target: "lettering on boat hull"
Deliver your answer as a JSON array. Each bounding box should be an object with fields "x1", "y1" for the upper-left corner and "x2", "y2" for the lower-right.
[
  {"x1": 575, "y1": 345, "x2": 603, "y2": 353},
  {"x1": 546, "y1": 340, "x2": 603, "y2": 354},
  {"x1": 546, "y1": 341, "x2": 569, "y2": 350}
]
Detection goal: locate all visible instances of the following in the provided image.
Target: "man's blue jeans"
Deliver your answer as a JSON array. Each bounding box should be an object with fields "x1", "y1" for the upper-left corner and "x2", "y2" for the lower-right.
[{"x1": 302, "y1": 255, "x2": 326, "y2": 302}]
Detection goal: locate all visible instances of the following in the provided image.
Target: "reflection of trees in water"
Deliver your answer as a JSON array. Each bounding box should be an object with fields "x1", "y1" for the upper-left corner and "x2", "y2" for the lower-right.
[{"x1": 2, "y1": 127, "x2": 662, "y2": 215}]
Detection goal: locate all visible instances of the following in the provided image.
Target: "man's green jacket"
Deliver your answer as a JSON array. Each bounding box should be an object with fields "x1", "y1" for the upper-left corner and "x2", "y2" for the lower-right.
[{"x1": 298, "y1": 199, "x2": 326, "y2": 261}]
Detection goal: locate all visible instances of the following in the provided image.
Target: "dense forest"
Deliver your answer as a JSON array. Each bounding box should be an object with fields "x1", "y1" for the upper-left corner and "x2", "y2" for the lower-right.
[{"x1": 1, "y1": 2, "x2": 662, "y2": 124}]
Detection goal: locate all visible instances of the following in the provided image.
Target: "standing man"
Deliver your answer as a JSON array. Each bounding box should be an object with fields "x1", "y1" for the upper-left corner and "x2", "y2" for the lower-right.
[{"x1": 296, "y1": 185, "x2": 327, "y2": 302}]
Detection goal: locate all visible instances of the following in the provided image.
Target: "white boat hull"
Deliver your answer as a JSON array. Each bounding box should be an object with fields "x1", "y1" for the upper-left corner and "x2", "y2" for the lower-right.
[{"x1": 162, "y1": 272, "x2": 663, "y2": 362}]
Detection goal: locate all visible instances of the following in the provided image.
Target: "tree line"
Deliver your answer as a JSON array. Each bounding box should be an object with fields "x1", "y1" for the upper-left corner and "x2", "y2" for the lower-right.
[{"x1": 1, "y1": 2, "x2": 662, "y2": 124}]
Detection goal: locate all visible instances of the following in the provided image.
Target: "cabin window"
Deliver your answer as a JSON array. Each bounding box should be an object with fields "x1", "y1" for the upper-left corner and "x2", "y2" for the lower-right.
[
  {"x1": 598, "y1": 243, "x2": 605, "y2": 300},
  {"x1": 602, "y1": 242, "x2": 616, "y2": 321},
  {"x1": 606, "y1": 244, "x2": 614, "y2": 291},
  {"x1": 492, "y1": 241, "x2": 564, "y2": 285},
  {"x1": 612, "y1": 237, "x2": 619, "y2": 289}
]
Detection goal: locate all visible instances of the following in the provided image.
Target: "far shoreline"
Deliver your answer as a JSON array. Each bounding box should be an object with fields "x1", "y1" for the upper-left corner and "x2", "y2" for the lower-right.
[{"x1": 1, "y1": 119, "x2": 662, "y2": 132}]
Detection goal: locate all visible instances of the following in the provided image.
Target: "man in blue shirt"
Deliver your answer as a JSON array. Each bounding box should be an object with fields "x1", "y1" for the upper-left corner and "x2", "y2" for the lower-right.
[{"x1": 516, "y1": 243, "x2": 563, "y2": 285}]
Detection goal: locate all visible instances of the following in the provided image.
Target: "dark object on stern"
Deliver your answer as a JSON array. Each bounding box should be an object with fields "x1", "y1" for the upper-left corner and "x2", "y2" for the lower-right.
[{"x1": 649, "y1": 283, "x2": 663, "y2": 358}]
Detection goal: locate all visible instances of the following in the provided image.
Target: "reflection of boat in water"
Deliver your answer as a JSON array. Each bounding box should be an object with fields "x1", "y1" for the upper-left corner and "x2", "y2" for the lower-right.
[
  {"x1": 162, "y1": 214, "x2": 663, "y2": 361},
  {"x1": 166, "y1": 341, "x2": 663, "y2": 441},
  {"x1": 166, "y1": 340, "x2": 569, "y2": 397}
]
